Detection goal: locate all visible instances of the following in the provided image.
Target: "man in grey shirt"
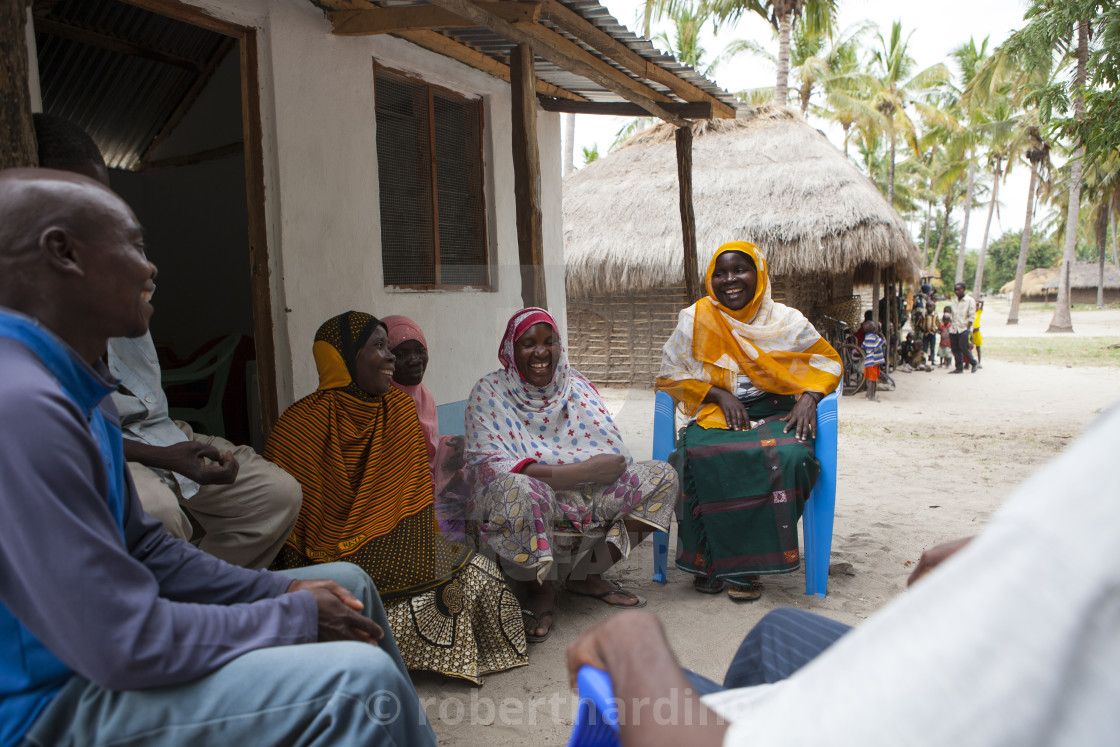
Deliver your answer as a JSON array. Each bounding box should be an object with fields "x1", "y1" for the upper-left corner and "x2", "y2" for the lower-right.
[{"x1": 0, "y1": 168, "x2": 434, "y2": 746}]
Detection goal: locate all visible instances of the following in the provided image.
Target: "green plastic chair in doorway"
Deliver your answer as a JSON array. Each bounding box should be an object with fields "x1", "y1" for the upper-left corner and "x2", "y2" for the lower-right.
[{"x1": 162, "y1": 333, "x2": 241, "y2": 439}]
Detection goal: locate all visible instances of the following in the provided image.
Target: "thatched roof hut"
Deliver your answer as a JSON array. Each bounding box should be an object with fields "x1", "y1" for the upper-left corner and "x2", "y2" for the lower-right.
[
  {"x1": 565, "y1": 107, "x2": 920, "y2": 297},
  {"x1": 999, "y1": 261, "x2": 1120, "y2": 303},
  {"x1": 563, "y1": 106, "x2": 921, "y2": 387}
]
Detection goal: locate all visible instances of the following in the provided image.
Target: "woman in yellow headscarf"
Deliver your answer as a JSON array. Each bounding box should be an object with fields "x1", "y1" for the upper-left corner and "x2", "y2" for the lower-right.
[
  {"x1": 266, "y1": 311, "x2": 527, "y2": 684},
  {"x1": 657, "y1": 242, "x2": 842, "y2": 601}
]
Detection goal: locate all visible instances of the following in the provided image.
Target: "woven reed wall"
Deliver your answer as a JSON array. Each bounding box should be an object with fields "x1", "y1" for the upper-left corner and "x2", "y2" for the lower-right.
[{"x1": 567, "y1": 273, "x2": 850, "y2": 388}]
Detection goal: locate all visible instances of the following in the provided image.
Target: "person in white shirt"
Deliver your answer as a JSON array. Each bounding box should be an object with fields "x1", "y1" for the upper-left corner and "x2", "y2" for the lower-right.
[{"x1": 949, "y1": 282, "x2": 979, "y2": 374}]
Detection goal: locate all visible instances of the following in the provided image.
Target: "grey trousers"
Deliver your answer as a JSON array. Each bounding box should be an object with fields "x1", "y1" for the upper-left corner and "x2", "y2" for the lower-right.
[
  {"x1": 22, "y1": 563, "x2": 436, "y2": 747},
  {"x1": 128, "y1": 422, "x2": 302, "y2": 569}
]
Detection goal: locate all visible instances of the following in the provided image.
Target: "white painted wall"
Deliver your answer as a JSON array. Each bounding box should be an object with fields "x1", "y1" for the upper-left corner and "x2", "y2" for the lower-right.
[{"x1": 179, "y1": 0, "x2": 566, "y2": 409}]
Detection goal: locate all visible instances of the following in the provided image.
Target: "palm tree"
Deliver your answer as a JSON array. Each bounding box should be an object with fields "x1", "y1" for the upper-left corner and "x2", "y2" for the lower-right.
[
  {"x1": 866, "y1": 21, "x2": 949, "y2": 211},
  {"x1": 949, "y1": 37, "x2": 992, "y2": 286},
  {"x1": 1007, "y1": 130, "x2": 1051, "y2": 324},
  {"x1": 978, "y1": 36, "x2": 1058, "y2": 324},
  {"x1": 967, "y1": 91, "x2": 1021, "y2": 298},
  {"x1": 1002, "y1": 1, "x2": 1104, "y2": 333},
  {"x1": 654, "y1": 0, "x2": 836, "y2": 107},
  {"x1": 1082, "y1": 154, "x2": 1120, "y2": 306}
]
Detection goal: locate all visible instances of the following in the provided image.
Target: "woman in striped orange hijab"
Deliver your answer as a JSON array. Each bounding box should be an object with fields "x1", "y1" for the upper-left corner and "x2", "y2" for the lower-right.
[
  {"x1": 657, "y1": 242, "x2": 842, "y2": 602},
  {"x1": 267, "y1": 311, "x2": 526, "y2": 684}
]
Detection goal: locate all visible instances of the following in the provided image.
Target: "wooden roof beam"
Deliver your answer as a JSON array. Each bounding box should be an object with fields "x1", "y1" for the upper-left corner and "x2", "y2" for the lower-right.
[
  {"x1": 538, "y1": 97, "x2": 710, "y2": 118},
  {"x1": 421, "y1": 0, "x2": 691, "y2": 127},
  {"x1": 510, "y1": 19, "x2": 675, "y2": 108},
  {"x1": 330, "y1": 2, "x2": 540, "y2": 36},
  {"x1": 537, "y1": 0, "x2": 735, "y2": 119},
  {"x1": 396, "y1": 29, "x2": 586, "y2": 101}
]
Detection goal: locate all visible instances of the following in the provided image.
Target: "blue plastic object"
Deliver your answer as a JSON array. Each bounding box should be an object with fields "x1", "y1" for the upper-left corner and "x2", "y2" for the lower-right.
[
  {"x1": 650, "y1": 390, "x2": 677, "y2": 584},
  {"x1": 567, "y1": 666, "x2": 620, "y2": 747},
  {"x1": 803, "y1": 390, "x2": 838, "y2": 598},
  {"x1": 651, "y1": 389, "x2": 839, "y2": 597}
]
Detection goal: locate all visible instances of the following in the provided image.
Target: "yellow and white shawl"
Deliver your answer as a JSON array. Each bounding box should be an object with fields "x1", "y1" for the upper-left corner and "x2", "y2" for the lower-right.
[{"x1": 656, "y1": 241, "x2": 842, "y2": 429}]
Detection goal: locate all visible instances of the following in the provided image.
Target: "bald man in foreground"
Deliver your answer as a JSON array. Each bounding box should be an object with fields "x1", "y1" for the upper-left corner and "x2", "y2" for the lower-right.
[{"x1": 0, "y1": 169, "x2": 435, "y2": 746}]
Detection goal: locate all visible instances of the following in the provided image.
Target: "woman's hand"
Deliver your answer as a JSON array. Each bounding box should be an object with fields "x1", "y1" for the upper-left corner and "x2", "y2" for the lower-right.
[
  {"x1": 522, "y1": 454, "x2": 627, "y2": 490},
  {"x1": 704, "y1": 387, "x2": 750, "y2": 431},
  {"x1": 577, "y1": 453, "x2": 627, "y2": 484},
  {"x1": 780, "y1": 392, "x2": 819, "y2": 441}
]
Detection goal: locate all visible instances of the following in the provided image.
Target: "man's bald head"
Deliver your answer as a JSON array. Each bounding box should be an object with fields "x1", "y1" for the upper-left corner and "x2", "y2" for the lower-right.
[
  {"x1": 0, "y1": 168, "x2": 156, "y2": 361},
  {"x1": 0, "y1": 168, "x2": 120, "y2": 267}
]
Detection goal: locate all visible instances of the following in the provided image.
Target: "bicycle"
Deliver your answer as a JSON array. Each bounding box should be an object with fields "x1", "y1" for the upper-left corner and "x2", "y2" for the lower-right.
[{"x1": 814, "y1": 315, "x2": 865, "y2": 396}]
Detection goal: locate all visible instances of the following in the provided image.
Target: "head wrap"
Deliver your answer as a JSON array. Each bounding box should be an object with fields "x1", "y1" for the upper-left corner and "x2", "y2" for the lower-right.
[
  {"x1": 657, "y1": 241, "x2": 842, "y2": 429},
  {"x1": 311, "y1": 311, "x2": 384, "y2": 400},
  {"x1": 383, "y1": 314, "x2": 428, "y2": 351}
]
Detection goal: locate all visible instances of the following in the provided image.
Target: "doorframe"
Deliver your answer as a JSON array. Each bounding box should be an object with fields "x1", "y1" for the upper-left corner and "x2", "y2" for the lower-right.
[{"x1": 121, "y1": 0, "x2": 279, "y2": 433}]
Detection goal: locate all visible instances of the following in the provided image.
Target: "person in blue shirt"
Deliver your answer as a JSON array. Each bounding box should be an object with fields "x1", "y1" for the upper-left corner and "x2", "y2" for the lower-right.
[
  {"x1": 860, "y1": 319, "x2": 886, "y2": 402},
  {"x1": 0, "y1": 168, "x2": 435, "y2": 746}
]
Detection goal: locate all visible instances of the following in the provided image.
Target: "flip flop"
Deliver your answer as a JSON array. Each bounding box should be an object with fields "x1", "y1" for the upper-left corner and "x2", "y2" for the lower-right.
[
  {"x1": 727, "y1": 580, "x2": 763, "y2": 602},
  {"x1": 521, "y1": 608, "x2": 554, "y2": 643},
  {"x1": 568, "y1": 581, "x2": 647, "y2": 609},
  {"x1": 693, "y1": 576, "x2": 726, "y2": 594}
]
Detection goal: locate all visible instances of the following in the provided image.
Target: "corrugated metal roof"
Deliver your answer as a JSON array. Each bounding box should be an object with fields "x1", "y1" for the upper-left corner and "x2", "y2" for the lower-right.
[
  {"x1": 325, "y1": 0, "x2": 739, "y2": 109},
  {"x1": 558, "y1": 0, "x2": 736, "y2": 105},
  {"x1": 35, "y1": 0, "x2": 228, "y2": 170}
]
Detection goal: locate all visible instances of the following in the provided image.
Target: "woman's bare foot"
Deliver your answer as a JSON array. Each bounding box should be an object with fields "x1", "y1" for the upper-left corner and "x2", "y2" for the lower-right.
[{"x1": 522, "y1": 580, "x2": 556, "y2": 641}]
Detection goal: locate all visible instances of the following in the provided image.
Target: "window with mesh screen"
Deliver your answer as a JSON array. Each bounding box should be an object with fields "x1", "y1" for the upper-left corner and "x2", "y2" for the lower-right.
[{"x1": 375, "y1": 67, "x2": 489, "y2": 288}]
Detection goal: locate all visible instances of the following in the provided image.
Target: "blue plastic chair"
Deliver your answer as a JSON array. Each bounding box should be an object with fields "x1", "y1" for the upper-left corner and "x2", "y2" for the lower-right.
[
  {"x1": 567, "y1": 666, "x2": 620, "y2": 747},
  {"x1": 651, "y1": 389, "x2": 839, "y2": 597}
]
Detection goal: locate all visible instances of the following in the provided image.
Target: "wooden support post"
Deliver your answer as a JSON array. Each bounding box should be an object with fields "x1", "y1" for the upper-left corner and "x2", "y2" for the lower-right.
[
  {"x1": 676, "y1": 126, "x2": 700, "y2": 303},
  {"x1": 510, "y1": 43, "x2": 546, "y2": 309},
  {"x1": 1, "y1": 0, "x2": 37, "y2": 169},
  {"x1": 871, "y1": 266, "x2": 881, "y2": 328}
]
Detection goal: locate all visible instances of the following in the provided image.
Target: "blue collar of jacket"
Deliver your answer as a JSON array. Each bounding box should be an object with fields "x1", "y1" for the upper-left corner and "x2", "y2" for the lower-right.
[{"x1": 0, "y1": 308, "x2": 117, "y2": 415}]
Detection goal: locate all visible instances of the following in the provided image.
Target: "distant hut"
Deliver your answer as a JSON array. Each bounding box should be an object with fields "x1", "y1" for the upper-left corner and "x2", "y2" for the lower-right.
[
  {"x1": 563, "y1": 107, "x2": 921, "y2": 388},
  {"x1": 1000, "y1": 262, "x2": 1120, "y2": 304}
]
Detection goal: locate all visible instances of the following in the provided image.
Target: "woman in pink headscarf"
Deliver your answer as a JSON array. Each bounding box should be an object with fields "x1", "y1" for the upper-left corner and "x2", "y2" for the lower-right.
[
  {"x1": 382, "y1": 315, "x2": 463, "y2": 498},
  {"x1": 464, "y1": 308, "x2": 678, "y2": 643}
]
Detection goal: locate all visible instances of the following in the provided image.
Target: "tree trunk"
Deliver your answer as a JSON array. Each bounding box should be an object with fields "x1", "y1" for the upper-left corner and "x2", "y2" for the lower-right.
[
  {"x1": 1099, "y1": 235, "x2": 1106, "y2": 308},
  {"x1": 562, "y1": 113, "x2": 575, "y2": 178},
  {"x1": 842, "y1": 122, "x2": 850, "y2": 157},
  {"x1": 1047, "y1": 18, "x2": 1088, "y2": 334},
  {"x1": 1007, "y1": 158, "x2": 1039, "y2": 325},
  {"x1": 973, "y1": 157, "x2": 1001, "y2": 299},
  {"x1": 1, "y1": 0, "x2": 38, "y2": 169},
  {"x1": 922, "y1": 198, "x2": 932, "y2": 268},
  {"x1": 887, "y1": 130, "x2": 896, "y2": 208},
  {"x1": 1111, "y1": 212, "x2": 1117, "y2": 266},
  {"x1": 955, "y1": 156, "x2": 976, "y2": 285},
  {"x1": 930, "y1": 200, "x2": 952, "y2": 272},
  {"x1": 775, "y1": 9, "x2": 792, "y2": 107}
]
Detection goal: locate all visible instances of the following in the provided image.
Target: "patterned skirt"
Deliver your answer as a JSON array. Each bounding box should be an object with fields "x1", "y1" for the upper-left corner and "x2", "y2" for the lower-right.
[
  {"x1": 466, "y1": 460, "x2": 678, "y2": 581},
  {"x1": 674, "y1": 394, "x2": 820, "y2": 582},
  {"x1": 386, "y1": 553, "x2": 527, "y2": 685}
]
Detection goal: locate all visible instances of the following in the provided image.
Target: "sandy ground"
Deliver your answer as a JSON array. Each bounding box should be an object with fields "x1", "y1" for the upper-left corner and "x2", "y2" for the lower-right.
[{"x1": 413, "y1": 301, "x2": 1119, "y2": 745}]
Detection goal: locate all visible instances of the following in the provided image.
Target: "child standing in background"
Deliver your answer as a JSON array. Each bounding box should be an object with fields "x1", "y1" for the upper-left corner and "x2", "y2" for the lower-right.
[
  {"x1": 938, "y1": 307, "x2": 953, "y2": 368},
  {"x1": 971, "y1": 300, "x2": 984, "y2": 368},
  {"x1": 861, "y1": 320, "x2": 886, "y2": 401}
]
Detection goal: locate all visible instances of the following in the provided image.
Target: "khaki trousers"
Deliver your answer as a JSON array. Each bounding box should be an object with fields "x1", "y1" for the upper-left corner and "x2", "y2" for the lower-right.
[{"x1": 127, "y1": 422, "x2": 302, "y2": 569}]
